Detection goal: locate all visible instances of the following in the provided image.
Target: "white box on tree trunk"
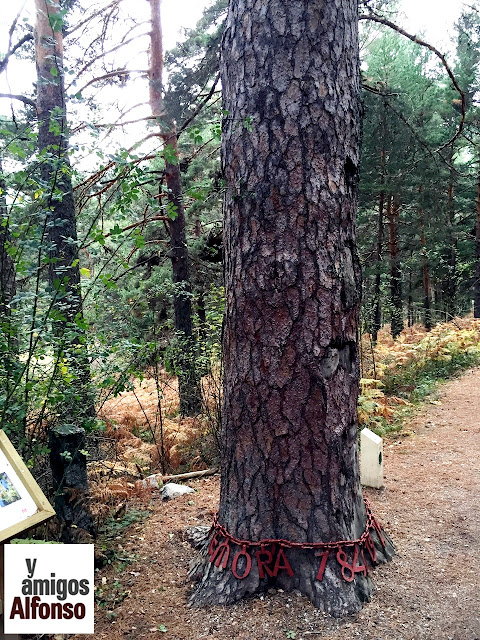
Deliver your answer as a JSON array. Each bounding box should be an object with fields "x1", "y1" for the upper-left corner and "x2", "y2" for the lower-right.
[{"x1": 360, "y1": 428, "x2": 384, "y2": 488}]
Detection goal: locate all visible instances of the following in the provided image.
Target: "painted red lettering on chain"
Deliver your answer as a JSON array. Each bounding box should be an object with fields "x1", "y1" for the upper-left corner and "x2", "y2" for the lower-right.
[
  {"x1": 336, "y1": 545, "x2": 367, "y2": 582},
  {"x1": 256, "y1": 545, "x2": 275, "y2": 579},
  {"x1": 272, "y1": 546, "x2": 294, "y2": 577},
  {"x1": 210, "y1": 540, "x2": 230, "y2": 569},
  {"x1": 231, "y1": 546, "x2": 252, "y2": 579},
  {"x1": 315, "y1": 550, "x2": 329, "y2": 582},
  {"x1": 208, "y1": 533, "x2": 219, "y2": 561}
]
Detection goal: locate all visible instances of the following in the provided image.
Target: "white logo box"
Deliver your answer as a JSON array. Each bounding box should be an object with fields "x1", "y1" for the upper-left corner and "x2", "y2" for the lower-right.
[{"x1": 4, "y1": 544, "x2": 94, "y2": 634}]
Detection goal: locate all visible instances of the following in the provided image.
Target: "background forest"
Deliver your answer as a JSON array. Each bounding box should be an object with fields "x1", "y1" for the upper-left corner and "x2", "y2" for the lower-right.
[{"x1": 1, "y1": 0, "x2": 480, "y2": 539}]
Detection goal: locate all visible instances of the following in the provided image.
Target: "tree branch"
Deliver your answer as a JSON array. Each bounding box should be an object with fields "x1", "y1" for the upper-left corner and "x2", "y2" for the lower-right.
[
  {"x1": 65, "y1": 0, "x2": 123, "y2": 37},
  {"x1": 66, "y1": 33, "x2": 150, "y2": 89},
  {"x1": 0, "y1": 33, "x2": 34, "y2": 75},
  {"x1": 0, "y1": 93, "x2": 36, "y2": 108},
  {"x1": 72, "y1": 115, "x2": 155, "y2": 134},
  {"x1": 177, "y1": 74, "x2": 221, "y2": 138},
  {"x1": 83, "y1": 215, "x2": 169, "y2": 250},
  {"x1": 75, "y1": 69, "x2": 149, "y2": 95},
  {"x1": 359, "y1": 11, "x2": 466, "y2": 151}
]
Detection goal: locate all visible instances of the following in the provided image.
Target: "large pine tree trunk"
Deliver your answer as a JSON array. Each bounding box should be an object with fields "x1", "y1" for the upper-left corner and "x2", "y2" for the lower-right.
[
  {"x1": 35, "y1": 0, "x2": 94, "y2": 540},
  {"x1": 149, "y1": 0, "x2": 201, "y2": 416},
  {"x1": 190, "y1": 0, "x2": 393, "y2": 615}
]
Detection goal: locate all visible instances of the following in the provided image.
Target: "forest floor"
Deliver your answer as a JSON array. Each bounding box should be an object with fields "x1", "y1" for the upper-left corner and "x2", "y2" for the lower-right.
[{"x1": 86, "y1": 367, "x2": 480, "y2": 640}]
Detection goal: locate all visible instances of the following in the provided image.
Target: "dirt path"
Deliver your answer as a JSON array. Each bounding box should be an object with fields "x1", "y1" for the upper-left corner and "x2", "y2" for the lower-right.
[{"x1": 91, "y1": 368, "x2": 480, "y2": 640}]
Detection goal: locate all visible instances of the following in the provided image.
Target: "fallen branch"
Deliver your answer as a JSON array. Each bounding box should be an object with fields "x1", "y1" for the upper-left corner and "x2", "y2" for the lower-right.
[{"x1": 162, "y1": 468, "x2": 219, "y2": 482}]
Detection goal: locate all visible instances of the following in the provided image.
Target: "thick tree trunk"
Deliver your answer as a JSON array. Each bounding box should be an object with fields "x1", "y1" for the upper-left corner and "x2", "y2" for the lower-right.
[
  {"x1": 190, "y1": 0, "x2": 393, "y2": 615},
  {"x1": 387, "y1": 194, "x2": 403, "y2": 338},
  {"x1": 149, "y1": 0, "x2": 202, "y2": 416},
  {"x1": 474, "y1": 159, "x2": 480, "y2": 318},
  {"x1": 49, "y1": 426, "x2": 95, "y2": 541},
  {"x1": 35, "y1": 0, "x2": 94, "y2": 538}
]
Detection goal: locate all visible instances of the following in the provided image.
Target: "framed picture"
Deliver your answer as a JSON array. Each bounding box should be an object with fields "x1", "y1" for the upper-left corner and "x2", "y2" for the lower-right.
[{"x1": 0, "y1": 430, "x2": 55, "y2": 543}]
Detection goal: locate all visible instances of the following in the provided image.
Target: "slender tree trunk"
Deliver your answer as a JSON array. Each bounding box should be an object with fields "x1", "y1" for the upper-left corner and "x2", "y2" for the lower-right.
[
  {"x1": 387, "y1": 194, "x2": 403, "y2": 338},
  {"x1": 372, "y1": 189, "x2": 384, "y2": 341},
  {"x1": 0, "y1": 160, "x2": 18, "y2": 428},
  {"x1": 0, "y1": 162, "x2": 16, "y2": 321},
  {"x1": 35, "y1": 0, "x2": 94, "y2": 540},
  {"x1": 434, "y1": 282, "x2": 442, "y2": 323},
  {"x1": 190, "y1": 0, "x2": 393, "y2": 615},
  {"x1": 418, "y1": 186, "x2": 432, "y2": 330},
  {"x1": 407, "y1": 267, "x2": 413, "y2": 327},
  {"x1": 149, "y1": 0, "x2": 201, "y2": 416},
  {"x1": 445, "y1": 152, "x2": 457, "y2": 319},
  {"x1": 474, "y1": 157, "x2": 480, "y2": 318},
  {"x1": 372, "y1": 104, "x2": 387, "y2": 343}
]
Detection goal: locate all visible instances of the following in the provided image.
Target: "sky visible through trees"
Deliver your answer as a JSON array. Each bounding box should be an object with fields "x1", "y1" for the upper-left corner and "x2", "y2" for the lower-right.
[{"x1": 0, "y1": 0, "x2": 466, "y2": 113}]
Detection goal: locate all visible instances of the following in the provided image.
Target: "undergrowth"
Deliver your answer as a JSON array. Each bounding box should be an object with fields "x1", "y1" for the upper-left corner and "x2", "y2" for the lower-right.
[
  {"x1": 100, "y1": 507, "x2": 151, "y2": 541},
  {"x1": 358, "y1": 318, "x2": 480, "y2": 436},
  {"x1": 95, "y1": 508, "x2": 152, "y2": 613}
]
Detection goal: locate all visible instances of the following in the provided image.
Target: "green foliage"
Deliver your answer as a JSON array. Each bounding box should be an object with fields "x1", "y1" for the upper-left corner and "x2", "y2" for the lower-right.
[
  {"x1": 384, "y1": 339, "x2": 480, "y2": 400},
  {"x1": 358, "y1": 14, "x2": 479, "y2": 333},
  {"x1": 360, "y1": 321, "x2": 480, "y2": 436},
  {"x1": 100, "y1": 508, "x2": 151, "y2": 540},
  {"x1": 48, "y1": 8, "x2": 67, "y2": 32}
]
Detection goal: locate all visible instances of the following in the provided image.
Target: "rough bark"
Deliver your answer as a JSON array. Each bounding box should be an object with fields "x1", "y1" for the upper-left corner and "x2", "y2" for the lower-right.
[
  {"x1": 190, "y1": 0, "x2": 393, "y2": 615},
  {"x1": 49, "y1": 426, "x2": 95, "y2": 542},
  {"x1": 474, "y1": 158, "x2": 480, "y2": 318},
  {"x1": 35, "y1": 0, "x2": 94, "y2": 535},
  {"x1": 149, "y1": 0, "x2": 201, "y2": 416},
  {"x1": 387, "y1": 194, "x2": 403, "y2": 338},
  {"x1": 35, "y1": 0, "x2": 79, "y2": 315}
]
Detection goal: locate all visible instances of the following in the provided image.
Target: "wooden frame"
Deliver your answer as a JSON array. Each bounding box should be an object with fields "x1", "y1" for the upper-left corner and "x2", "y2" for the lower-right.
[{"x1": 0, "y1": 430, "x2": 55, "y2": 543}]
